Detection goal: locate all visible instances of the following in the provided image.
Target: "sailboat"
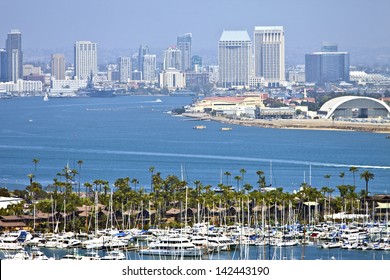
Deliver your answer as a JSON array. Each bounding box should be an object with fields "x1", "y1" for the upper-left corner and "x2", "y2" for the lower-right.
[{"x1": 43, "y1": 92, "x2": 49, "y2": 101}]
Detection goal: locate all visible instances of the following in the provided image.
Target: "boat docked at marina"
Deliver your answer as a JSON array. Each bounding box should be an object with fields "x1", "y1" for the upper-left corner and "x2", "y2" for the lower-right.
[
  {"x1": 138, "y1": 235, "x2": 203, "y2": 257},
  {"x1": 101, "y1": 250, "x2": 126, "y2": 260}
]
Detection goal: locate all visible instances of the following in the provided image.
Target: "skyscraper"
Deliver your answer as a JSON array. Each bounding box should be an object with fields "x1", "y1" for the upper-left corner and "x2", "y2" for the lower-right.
[
  {"x1": 177, "y1": 33, "x2": 192, "y2": 72},
  {"x1": 138, "y1": 44, "x2": 149, "y2": 78},
  {"x1": 74, "y1": 41, "x2": 98, "y2": 80},
  {"x1": 118, "y1": 57, "x2": 131, "y2": 83},
  {"x1": 143, "y1": 54, "x2": 157, "y2": 82},
  {"x1": 5, "y1": 29, "x2": 23, "y2": 82},
  {"x1": 253, "y1": 26, "x2": 285, "y2": 86},
  {"x1": 51, "y1": 53, "x2": 65, "y2": 80},
  {"x1": 163, "y1": 46, "x2": 181, "y2": 70},
  {"x1": 218, "y1": 30, "x2": 252, "y2": 88},
  {"x1": 305, "y1": 51, "x2": 350, "y2": 84}
]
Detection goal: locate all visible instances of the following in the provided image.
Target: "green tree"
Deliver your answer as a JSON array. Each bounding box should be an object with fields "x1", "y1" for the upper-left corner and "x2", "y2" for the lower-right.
[
  {"x1": 77, "y1": 160, "x2": 83, "y2": 196},
  {"x1": 360, "y1": 170, "x2": 374, "y2": 197},
  {"x1": 349, "y1": 166, "x2": 358, "y2": 187},
  {"x1": 32, "y1": 158, "x2": 40, "y2": 180}
]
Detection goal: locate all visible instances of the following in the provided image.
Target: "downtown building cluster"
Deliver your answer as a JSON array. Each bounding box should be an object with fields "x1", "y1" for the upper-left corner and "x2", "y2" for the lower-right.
[{"x1": 2, "y1": 26, "x2": 389, "y2": 98}]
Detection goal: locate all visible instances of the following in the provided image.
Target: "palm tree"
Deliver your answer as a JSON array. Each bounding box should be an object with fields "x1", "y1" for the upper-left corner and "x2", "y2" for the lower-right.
[
  {"x1": 131, "y1": 178, "x2": 139, "y2": 192},
  {"x1": 149, "y1": 166, "x2": 155, "y2": 192},
  {"x1": 240, "y1": 168, "x2": 247, "y2": 185},
  {"x1": 224, "y1": 171, "x2": 231, "y2": 186},
  {"x1": 32, "y1": 158, "x2": 39, "y2": 180},
  {"x1": 349, "y1": 166, "x2": 358, "y2": 187},
  {"x1": 339, "y1": 172, "x2": 345, "y2": 185},
  {"x1": 234, "y1": 175, "x2": 242, "y2": 191},
  {"x1": 27, "y1": 173, "x2": 35, "y2": 185},
  {"x1": 77, "y1": 160, "x2": 83, "y2": 196},
  {"x1": 324, "y1": 174, "x2": 331, "y2": 188},
  {"x1": 360, "y1": 170, "x2": 374, "y2": 197},
  {"x1": 256, "y1": 170, "x2": 264, "y2": 189}
]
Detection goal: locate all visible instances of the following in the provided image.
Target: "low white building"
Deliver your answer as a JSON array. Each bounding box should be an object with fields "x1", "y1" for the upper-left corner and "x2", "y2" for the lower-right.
[
  {"x1": 159, "y1": 68, "x2": 186, "y2": 91},
  {"x1": 0, "y1": 80, "x2": 42, "y2": 94},
  {"x1": 0, "y1": 196, "x2": 24, "y2": 209}
]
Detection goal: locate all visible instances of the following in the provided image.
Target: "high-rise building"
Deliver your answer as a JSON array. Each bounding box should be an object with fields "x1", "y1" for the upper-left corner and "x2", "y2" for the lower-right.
[
  {"x1": 163, "y1": 46, "x2": 181, "y2": 70},
  {"x1": 51, "y1": 53, "x2": 65, "y2": 80},
  {"x1": 305, "y1": 51, "x2": 350, "y2": 84},
  {"x1": 253, "y1": 26, "x2": 285, "y2": 86},
  {"x1": 321, "y1": 42, "x2": 338, "y2": 52},
  {"x1": 118, "y1": 56, "x2": 131, "y2": 83},
  {"x1": 218, "y1": 30, "x2": 252, "y2": 88},
  {"x1": 5, "y1": 29, "x2": 23, "y2": 82},
  {"x1": 131, "y1": 53, "x2": 139, "y2": 71},
  {"x1": 143, "y1": 54, "x2": 157, "y2": 82},
  {"x1": 0, "y1": 49, "x2": 6, "y2": 82},
  {"x1": 177, "y1": 33, "x2": 192, "y2": 71},
  {"x1": 74, "y1": 41, "x2": 98, "y2": 80},
  {"x1": 138, "y1": 44, "x2": 149, "y2": 78}
]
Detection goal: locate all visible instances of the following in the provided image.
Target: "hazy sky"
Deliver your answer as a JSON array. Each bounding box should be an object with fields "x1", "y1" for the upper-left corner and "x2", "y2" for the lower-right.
[{"x1": 1, "y1": 0, "x2": 389, "y2": 52}]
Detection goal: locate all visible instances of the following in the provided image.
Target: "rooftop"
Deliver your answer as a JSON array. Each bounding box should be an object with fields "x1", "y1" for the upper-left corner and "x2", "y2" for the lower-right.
[{"x1": 219, "y1": 30, "x2": 251, "y2": 42}]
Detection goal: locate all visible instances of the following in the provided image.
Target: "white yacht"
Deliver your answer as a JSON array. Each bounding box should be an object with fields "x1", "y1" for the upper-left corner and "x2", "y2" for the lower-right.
[
  {"x1": 139, "y1": 235, "x2": 203, "y2": 257},
  {"x1": 101, "y1": 250, "x2": 126, "y2": 260}
]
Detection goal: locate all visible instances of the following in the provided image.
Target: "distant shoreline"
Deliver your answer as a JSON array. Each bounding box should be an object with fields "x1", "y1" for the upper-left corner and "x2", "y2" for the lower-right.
[{"x1": 182, "y1": 112, "x2": 390, "y2": 134}]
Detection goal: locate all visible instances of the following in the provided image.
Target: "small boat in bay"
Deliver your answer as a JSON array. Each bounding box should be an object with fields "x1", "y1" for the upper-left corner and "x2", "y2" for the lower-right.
[{"x1": 193, "y1": 125, "x2": 206, "y2": 130}]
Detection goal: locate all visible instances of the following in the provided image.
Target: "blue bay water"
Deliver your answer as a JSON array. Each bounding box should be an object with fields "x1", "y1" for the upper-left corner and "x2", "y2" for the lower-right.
[{"x1": 0, "y1": 96, "x2": 389, "y2": 194}]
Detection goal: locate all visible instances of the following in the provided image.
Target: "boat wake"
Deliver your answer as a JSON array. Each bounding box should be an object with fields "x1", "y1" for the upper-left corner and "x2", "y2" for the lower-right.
[{"x1": 0, "y1": 144, "x2": 389, "y2": 170}]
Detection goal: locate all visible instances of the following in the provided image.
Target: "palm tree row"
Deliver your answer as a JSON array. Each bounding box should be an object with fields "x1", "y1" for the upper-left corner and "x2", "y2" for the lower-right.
[{"x1": 0, "y1": 161, "x2": 377, "y2": 232}]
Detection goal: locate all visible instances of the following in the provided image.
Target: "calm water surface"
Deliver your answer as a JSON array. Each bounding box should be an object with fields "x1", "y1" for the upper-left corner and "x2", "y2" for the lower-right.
[{"x1": 0, "y1": 96, "x2": 389, "y2": 193}]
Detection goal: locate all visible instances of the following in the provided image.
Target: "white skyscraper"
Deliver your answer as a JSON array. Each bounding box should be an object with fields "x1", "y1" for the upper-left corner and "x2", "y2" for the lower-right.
[
  {"x1": 74, "y1": 41, "x2": 98, "y2": 80},
  {"x1": 163, "y1": 46, "x2": 181, "y2": 70},
  {"x1": 143, "y1": 54, "x2": 157, "y2": 82},
  {"x1": 218, "y1": 30, "x2": 252, "y2": 88},
  {"x1": 253, "y1": 26, "x2": 285, "y2": 86},
  {"x1": 118, "y1": 57, "x2": 131, "y2": 83}
]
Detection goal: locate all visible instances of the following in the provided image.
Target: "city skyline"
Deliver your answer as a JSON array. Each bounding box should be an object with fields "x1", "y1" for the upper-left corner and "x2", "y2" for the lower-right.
[{"x1": 1, "y1": 0, "x2": 389, "y2": 53}]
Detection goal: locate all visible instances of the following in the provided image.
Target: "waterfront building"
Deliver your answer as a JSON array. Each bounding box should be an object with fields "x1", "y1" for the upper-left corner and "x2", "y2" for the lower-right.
[
  {"x1": 74, "y1": 41, "x2": 98, "y2": 80},
  {"x1": 142, "y1": 54, "x2": 157, "y2": 82},
  {"x1": 51, "y1": 54, "x2": 65, "y2": 80},
  {"x1": 5, "y1": 29, "x2": 23, "y2": 83},
  {"x1": 177, "y1": 33, "x2": 192, "y2": 72},
  {"x1": 118, "y1": 57, "x2": 131, "y2": 83},
  {"x1": 163, "y1": 46, "x2": 181, "y2": 70},
  {"x1": 253, "y1": 26, "x2": 285, "y2": 87},
  {"x1": 218, "y1": 30, "x2": 252, "y2": 88},
  {"x1": 192, "y1": 95, "x2": 264, "y2": 118},
  {"x1": 0, "y1": 80, "x2": 42, "y2": 94},
  {"x1": 305, "y1": 49, "x2": 349, "y2": 84},
  {"x1": 319, "y1": 96, "x2": 390, "y2": 119},
  {"x1": 159, "y1": 68, "x2": 186, "y2": 91}
]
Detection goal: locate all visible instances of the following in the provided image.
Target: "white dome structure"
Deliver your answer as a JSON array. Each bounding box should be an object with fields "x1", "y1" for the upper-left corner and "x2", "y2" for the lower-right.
[{"x1": 319, "y1": 96, "x2": 390, "y2": 119}]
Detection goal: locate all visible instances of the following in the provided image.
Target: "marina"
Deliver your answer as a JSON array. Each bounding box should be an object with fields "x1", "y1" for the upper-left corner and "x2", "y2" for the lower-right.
[{"x1": 1, "y1": 221, "x2": 390, "y2": 260}]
